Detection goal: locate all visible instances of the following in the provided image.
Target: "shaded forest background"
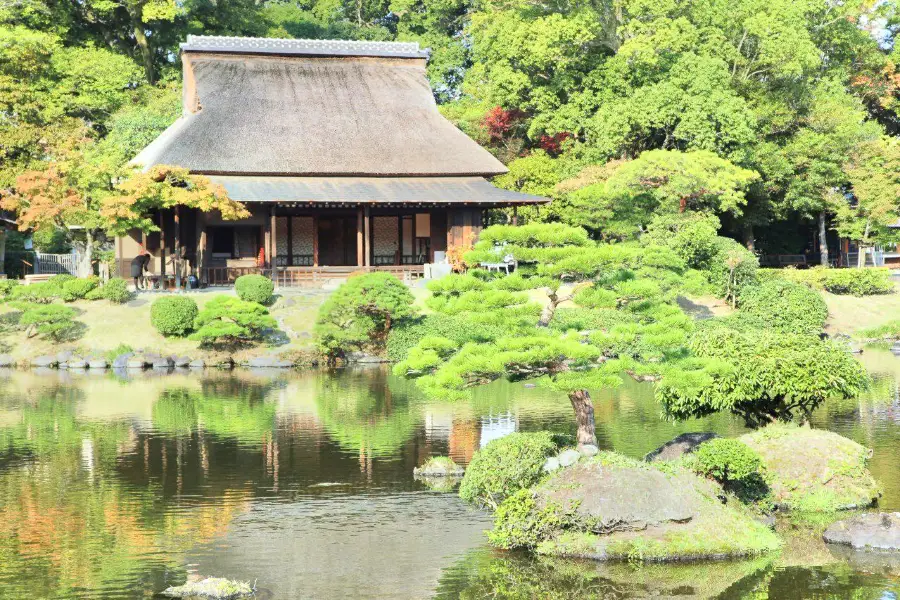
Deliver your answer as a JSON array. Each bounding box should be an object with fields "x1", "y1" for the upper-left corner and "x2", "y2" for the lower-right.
[{"x1": 3, "y1": 0, "x2": 900, "y2": 259}]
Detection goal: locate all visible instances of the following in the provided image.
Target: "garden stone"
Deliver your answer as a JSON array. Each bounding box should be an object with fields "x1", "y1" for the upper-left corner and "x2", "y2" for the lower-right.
[
  {"x1": 578, "y1": 444, "x2": 599, "y2": 457},
  {"x1": 67, "y1": 358, "x2": 87, "y2": 369},
  {"x1": 127, "y1": 355, "x2": 147, "y2": 369},
  {"x1": 345, "y1": 351, "x2": 389, "y2": 364},
  {"x1": 557, "y1": 449, "x2": 582, "y2": 467},
  {"x1": 525, "y1": 457, "x2": 779, "y2": 561},
  {"x1": 824, "y1": 512, "x2": 900, "y2": 550},
  {"x1": 88, "y1": 359, "x2": 108, "y2": 369},
  {"x1": 174, "y1": 356, "x2": 191, "y2": 368},
  {"x1": 247, "y1": 356, "x2": 293, "y2": 368},
  {"x1": 0, "y1": 354, "x2": 14, "y2": 367},
  {"x1": 543, "y1": 457, "x2": 561, "y2": 473},
  {"x1": 645, "y1": 432, "x2": 719, "y2": 462},
  {"x1": 413, "y1": 457, "x2": 465, "y2": 477},
  {"x1": 56, "y1": 350, "x2": 73, "y2": 363},
  {"x1": 151, "y1": 357, "x2": 174, "y2": 369},
  {"x1": 112, "y1": 353, "x2": 133, "y2": 368},
  {"x1": 31, "y1": 355, "x2": 58, "y2": 368},
  {"x1": 189, "y1": 359, "x2": 206, "y2": 369}
]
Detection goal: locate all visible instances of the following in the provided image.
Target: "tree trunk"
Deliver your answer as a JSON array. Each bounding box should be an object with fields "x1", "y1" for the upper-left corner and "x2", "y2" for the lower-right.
[
  {"x1": 818, "y1": 211, "x2": 829, "y2": 267},
  {"x1": 79, "y1": 231, "x2": 93, "y2": 278},
  {"x1": 568, "y1": 389, "x2": 596, "y2": 447},
  {"x1": 127, "y1": 3, "x2": 155, "y2": 84},
  {"x1": 0, "y1": 229, "x2": 7, "y2": 275},
  {"x1": 538, "y1": 290, "x2": 560, "y2": 327},
  {"x1": 858, "y1": 219, "x2": 871, "y2": 269},
  {"x1": 742, "y1": 221, "x2": 755, "y2": 252}
]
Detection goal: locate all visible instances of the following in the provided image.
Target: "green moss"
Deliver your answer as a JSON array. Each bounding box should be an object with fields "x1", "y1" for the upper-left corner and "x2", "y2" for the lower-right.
[{"x1": 739, "y1": 425, "x2": 880, "y2": 511}]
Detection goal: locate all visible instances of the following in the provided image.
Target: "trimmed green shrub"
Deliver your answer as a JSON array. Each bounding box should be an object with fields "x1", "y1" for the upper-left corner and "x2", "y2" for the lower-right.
[
  {"x1": 84, "y1": 286, "x2": 103, "y2": 301},
  {"x1": 765, "y1": 266, "x2": 894, "y2": 296},
  {"x1": 47, "y1": 273, "x2": 76, "y2": 295},
  {"x1": 694, "y1": 438, "x2": 763, "y2": 486},
  {"x1": 459, "y1": 431, "x2": 560, "y2": 510},
  {"x1": 234, "y1": 274, "x2": 275, "y2": 304},
  {"x1": 102, "y1": 278, "x2": 132, "y2": 303},
  {"x1": 19, "y1": 304, "x2": 78, "y2": 340},
  {"x1": 11, "y1": 282, "x2": 58, "y2": 304},
  {"x1": 151, "y1": 296, "x2": 199, "y2": 336},
  {"x1": 315, "y1": 272, "x2": 415, "y2": 359},
  {"x1": 0, "y1": 279, "x2": 20, "y2": 299},
  {"x1": 190, "y1": 296, "x2": 277, "y2": 345},
  {"x1": 706, "y1": 237, "x2": 759, "y2": 303},
  {"x1": 488, "y1": 489, "x2": 574, "y2": 550},
  {"x1": 61, "y1": 277, "x2": 99, "y2": 302},
  {"x1": 739, "y1": 279, "x2": 827, "y2": 334}
]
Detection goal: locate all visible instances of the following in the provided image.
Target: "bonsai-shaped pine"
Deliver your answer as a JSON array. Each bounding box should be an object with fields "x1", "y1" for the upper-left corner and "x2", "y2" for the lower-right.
[
  {"x1": 315, "y1": 272, "x2": 416, "y2": 361},
  {"x1": 189, "y1": 296, "x2": 277, "y2": 346},
  {"x1": 19, "y1": 304, "x2": 80, "y2": 341},
  {"x1": 396, "y1": 223, "x2": 694, "y2": 447}
]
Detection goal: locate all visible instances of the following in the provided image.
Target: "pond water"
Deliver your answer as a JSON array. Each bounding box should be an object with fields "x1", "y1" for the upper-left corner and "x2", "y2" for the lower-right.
[{"x1": 1, "y1": 352, "x2": 900, "y2": 599}]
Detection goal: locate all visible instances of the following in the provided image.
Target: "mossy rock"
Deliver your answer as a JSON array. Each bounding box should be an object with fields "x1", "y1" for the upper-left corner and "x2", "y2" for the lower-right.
[
  {"x1": 490, "y1": 452, "x2": 781, "y2": 562},
  {"x1": 738, "y1": 424, "x2": 881, "y2": 512},
  {"x1": 414, "y1": 456, "x2": 464, "y2": 477}
]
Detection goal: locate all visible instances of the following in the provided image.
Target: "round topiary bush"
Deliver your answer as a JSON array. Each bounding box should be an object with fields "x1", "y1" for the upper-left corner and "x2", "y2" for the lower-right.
[
  {"x1": 151, "y1": 296, "x2": 199, "y2": 336},
  {"x1": 102, "y1": 278, "x2": 132, "y2": 304},
  {"x1": 61, "y1": 277, "x2": 99, "y2": 302},
  {"x1": 738, "y1": 278, "x2": 827, "y2": 334},
  {"x1": 459, "y1": 431, "x2": 560, "y2": 509},
  {"x1": 234, "y1": 274, "x2": 274, "y2": 305},
  {"x1": 693, "y1": 438, "x2": 763, "y2": 486}
]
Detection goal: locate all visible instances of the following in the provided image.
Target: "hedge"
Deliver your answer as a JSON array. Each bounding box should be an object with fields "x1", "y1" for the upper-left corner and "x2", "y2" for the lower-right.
[
  {"x1": 235, "y1": 274, "x2": 274, "y2": 304},
  {"x1": 762, "y1": 266, "x2": 894, "y2": 296}
]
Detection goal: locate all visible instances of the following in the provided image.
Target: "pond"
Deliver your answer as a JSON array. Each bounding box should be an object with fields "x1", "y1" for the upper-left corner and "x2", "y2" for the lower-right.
[{"x1": 1, "y1": 352, "x2": 899, "y2": 599}]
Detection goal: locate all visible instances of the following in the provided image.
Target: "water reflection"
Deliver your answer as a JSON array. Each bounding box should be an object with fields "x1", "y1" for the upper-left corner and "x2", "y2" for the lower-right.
[{"x1": 0, "y1": 360, "x2": 898, "y2": 598}]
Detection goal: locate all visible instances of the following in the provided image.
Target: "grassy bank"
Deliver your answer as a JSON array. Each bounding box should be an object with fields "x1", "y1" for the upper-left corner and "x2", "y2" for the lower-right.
[
  {"x1": 822, "y1": 282, "x2": 900, "y2": 337},
  {"x1": 0, "y1": 289, "x2": 330, "y2": 362}
]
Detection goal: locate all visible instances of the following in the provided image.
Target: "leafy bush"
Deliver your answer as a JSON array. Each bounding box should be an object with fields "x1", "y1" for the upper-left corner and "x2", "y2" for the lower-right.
[
  {"x1": 11, "y1": 282, "x2": 58, "y2": 304},
  {"x1": 858, "y1": 319, "x2": 900, "y2": 340},
  {"x1": 61, "y1": 277, "x2": 99, "y2": 302},
  {"x1": 190, "y1": 296, "x2": 277, "y2": 345},
  {"x1": 84, "y1": 286, "x2": 103, "y2": 301},
  {"x1": 19, "y1": 304, "x2": 78, "y2": 340},
  {"x1": 644, "y1": 213, "x2": 721, "y2": 270},
  {"x1": 234, "y1": 274, "x2": 275, "y2": 304},
  {"x1": 0, "y1": 279, "x2": 20, "y2": 299},
  {"x1": 658, "y1": 321, "x2": 869, "y2": 428},
  {"x1": 548, "y1": 307, "x2": 624, "y2": 332},
  {"x1": 315, "y1": 272, "x2": 415, "y2": 359},
  {"x1": 47, "y1": 273, "x2": 76, "y2": 295},
  {"x1": 151, "y1": 296, "x2": 199, "y2": 336},
  {"x1": 102, "y1": 278, "x2": 132, "y2": 303},
  {"x1": 458, "y1": 432, "x2": 560, "y2": 510},
  {"x1": 706, "y1": 237, "x2": 758, "y2": 303},
  {"x1": 694, "y1": 438, "x2": 763, "y2": 486},
  {"x1": 739, "y1": 279, "x2": 827, "y2": 334},
  {"x1": 488, "y1": 489, "x2": 573, "y2": 550},
  {"x1": 766, "y1": 266, "x2": 894, "y2": 296}
]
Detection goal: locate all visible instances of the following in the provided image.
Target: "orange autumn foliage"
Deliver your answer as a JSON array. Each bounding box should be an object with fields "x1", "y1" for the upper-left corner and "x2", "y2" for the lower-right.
[{"x1": 0, "y1": 166, "x2": 84, "y2": 231}]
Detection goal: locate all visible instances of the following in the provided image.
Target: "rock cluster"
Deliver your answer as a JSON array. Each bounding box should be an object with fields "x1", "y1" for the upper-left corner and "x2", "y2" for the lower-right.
[
  {"x1": 542, "y1": 444, "x2": 599, "y2": 473},
  {"x1": 824, "y1": 512, "x2": 900, "y2": 550}
]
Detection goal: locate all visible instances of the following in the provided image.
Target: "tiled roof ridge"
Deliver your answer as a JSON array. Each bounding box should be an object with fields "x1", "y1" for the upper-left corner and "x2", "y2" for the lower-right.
[{"x1": 181, "y1": 35, "x2": 430, "y2": 59}]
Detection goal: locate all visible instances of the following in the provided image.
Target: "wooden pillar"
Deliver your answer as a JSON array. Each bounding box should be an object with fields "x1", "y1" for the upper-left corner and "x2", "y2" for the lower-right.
[
  {"x1": 287, "y1": 215, "x2": 293, "y2": 266},
  {"x1": 512, "y1": 205, "x2": 518, "y2": 226},
  {"x1": 356, "y1": 208, "x2": 364, "y2": 267},
  {"x1": 312, "y1": 215, "x2": 319, "y2": 267},
  {"x1": 269, "y1": 205, "x2": 277, "y2": 270},
  {"x1": 174, "y1": 205, "x2": 181, "y2": 289},
  {"x1": 159, "y1": 210, "x2": 166, "y2": 282},
  {"x1": 364, "y1": 206, "x2": 372, "y2": 267},
  {"x1": 397, "y1": 213, "x2": 403, "y2": 265}
]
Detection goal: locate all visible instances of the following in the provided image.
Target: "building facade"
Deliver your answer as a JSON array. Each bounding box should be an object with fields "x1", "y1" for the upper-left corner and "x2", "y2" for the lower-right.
[{"x1": 118, "y1": 35, "x2": 548, "y2": 286}]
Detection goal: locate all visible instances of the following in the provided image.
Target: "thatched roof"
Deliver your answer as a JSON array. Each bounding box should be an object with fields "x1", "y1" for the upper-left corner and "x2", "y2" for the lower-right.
[
  {"x1": 133, "y1": 37, "x2": 508, "y2": 177},
  {"x1": 208, "y1": 175, "x2": 547, "y2": 205}
]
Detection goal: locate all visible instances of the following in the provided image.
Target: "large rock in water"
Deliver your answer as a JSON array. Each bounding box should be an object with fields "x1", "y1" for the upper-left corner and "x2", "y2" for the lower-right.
[
  {"x1": 644, "y1": 432, "x2": 719, "y2": 462},
  {"x1": 508, "y1": 453, "x2": 780, "y2": 561},
  {"x1": 823, "y1": 512, "x2": 900, "y2": 550},
  {"x1": 739, "y1": 424, "x2": 880, "y2": 511}
]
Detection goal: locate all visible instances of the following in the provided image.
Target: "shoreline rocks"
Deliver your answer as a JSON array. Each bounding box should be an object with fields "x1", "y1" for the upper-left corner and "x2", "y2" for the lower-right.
[
  {"x1": 824, "y1": 512, "x2": 900, "y2": 550},
  {"x1": 644, "y1": 432, "x2": 719, "y2": 463}
]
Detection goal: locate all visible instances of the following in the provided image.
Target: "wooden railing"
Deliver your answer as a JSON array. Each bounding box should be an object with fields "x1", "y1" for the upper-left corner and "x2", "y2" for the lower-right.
[{"x1": 201, "y1": 265, "x2": 425, "y2": 288}]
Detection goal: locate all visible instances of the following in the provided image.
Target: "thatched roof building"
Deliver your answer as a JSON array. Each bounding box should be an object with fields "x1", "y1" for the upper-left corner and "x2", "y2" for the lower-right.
[{"x1": 120, "y1": 36, "x2": 548, "y2": 286}]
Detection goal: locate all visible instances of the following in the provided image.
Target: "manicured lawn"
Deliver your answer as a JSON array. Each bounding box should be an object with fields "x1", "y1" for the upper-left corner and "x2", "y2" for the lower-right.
[{"x1": 822, "y1": 283, "x2": 900, "y2": 336}]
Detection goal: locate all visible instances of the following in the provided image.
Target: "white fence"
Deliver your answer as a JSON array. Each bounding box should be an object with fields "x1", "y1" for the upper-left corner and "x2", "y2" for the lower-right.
[{"x1": 35, "y1": 252, "x2": 78, "y2": 275}]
